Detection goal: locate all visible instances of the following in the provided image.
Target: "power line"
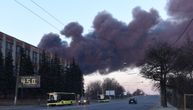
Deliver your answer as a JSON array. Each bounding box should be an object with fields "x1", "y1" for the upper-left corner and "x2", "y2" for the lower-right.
[
  {"x1": 172, "y1": 18, "x2": 193, "y2": 45},
  {"x1": 30, "y1": 0, "x2": 65, "y2": 26},
  {"x1": 14, "y1": 0, "x2": 60, "y2": 31}
]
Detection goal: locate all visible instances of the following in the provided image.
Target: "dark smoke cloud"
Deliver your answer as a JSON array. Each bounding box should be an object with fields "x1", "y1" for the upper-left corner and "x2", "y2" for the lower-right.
[
  {"x1": 60, "y1": 22, "x2": 83, "y2": 41},
  {"x1": 93, "y1": 11, "x2": 128, "y2": 41},
  {"x1": 129, "y1": 7, "x2": 159, "y2": 35},
  {"x1": 38, "y1": 33, "x2": 62, "y2": 48},
  {"x1": 38, "y1": 0, "x2": 193, "y2": 74},
  {"x1": 167, "y1": 0, "x2": 193, "y2": 19},
  {"x1": 38, "y1": 33, "x2": 67, "y2": 56},
  {"x1": 128, "y1": 7, "x2": 160, "y2": 47},
  {"x1": 151, "y1": 0, "x2": 193, "y2": 44}
]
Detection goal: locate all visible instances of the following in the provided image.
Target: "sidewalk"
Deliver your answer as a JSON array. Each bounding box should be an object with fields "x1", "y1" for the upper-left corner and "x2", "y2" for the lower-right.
[{"x1": 151, "y1": 103, "x2": 178, "y2": 110}]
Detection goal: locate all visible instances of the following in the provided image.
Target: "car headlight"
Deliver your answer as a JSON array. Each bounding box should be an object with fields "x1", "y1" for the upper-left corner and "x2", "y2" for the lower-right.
[{"x1": 83, "y1": 100, "x2": 87, "y2": 103}]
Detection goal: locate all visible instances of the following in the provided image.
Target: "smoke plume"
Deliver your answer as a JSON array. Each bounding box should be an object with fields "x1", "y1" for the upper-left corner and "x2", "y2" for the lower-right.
[
  {"x1": 167, "y1": 0, "x2": 193, "y2": 19},
  {"x1": 38, "y1": 0, "x2": 193, "y2": 74}
]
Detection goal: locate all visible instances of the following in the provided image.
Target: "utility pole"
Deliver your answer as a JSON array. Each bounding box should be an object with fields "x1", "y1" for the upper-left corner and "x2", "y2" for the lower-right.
[
  {"x1": 102, "y1": 78, "x2": 104, "y2": 95},
  {"x1": 14, "y1": 59, "x2": 20, "y2": 105}
]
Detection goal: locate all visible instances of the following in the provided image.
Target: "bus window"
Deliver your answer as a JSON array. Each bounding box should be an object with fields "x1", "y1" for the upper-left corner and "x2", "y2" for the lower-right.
[
  {"x1": 57, "y1": 95, "x2": 61, "y2": 101},
  {"x1": 47, "y1": 92, "x2": 76, "y2": 106}
]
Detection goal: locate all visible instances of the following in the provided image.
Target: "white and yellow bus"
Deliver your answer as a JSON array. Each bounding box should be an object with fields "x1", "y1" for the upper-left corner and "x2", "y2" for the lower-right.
[{"x1": 47, "y1": 92, "x2": 76, "y2": 106}]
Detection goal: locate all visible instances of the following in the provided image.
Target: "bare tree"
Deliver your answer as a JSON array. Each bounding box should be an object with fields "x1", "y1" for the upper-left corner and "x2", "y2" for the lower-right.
[
  {"x1": 85, "y1": 81, "x2": 102, "y2": 99},
  {"x1": 86, "y1": 78, "x2": 125, "y2": 99},
  {"x1": 140, "y1": 42, "x2": 177, "y2": 107},
  {"x1": 167, "y1": 40, "x2": 193, "y2": 108},
  {"x1": 133, "y1": 89, "x2": 145, "y2": 96},
  {"x1": 102, "y1": 78, "x2": 125, "y2": 97},
  {"x1": 173, "y1": 40, "x2": 193, "y2": 78}
]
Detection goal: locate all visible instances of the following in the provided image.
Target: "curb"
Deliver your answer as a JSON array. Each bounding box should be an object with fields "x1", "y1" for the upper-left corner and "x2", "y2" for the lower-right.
[{"x1": 150, "y1": 103, "x2": 178, "y2": 110}]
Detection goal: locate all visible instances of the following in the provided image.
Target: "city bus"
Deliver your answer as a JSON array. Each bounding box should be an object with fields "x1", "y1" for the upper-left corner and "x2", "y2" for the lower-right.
[{"x1": 47, "y1": 92, "x2": 76, "y2": 106}]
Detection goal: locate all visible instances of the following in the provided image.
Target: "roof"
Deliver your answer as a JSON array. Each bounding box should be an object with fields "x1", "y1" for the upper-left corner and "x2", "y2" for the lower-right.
[{"x1": 47, "y1": 92, "x2": 76, "y2": 95}]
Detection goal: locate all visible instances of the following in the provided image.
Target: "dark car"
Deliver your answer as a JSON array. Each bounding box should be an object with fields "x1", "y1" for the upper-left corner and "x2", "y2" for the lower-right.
[
  {"x1": 78, "y1": 97, "x2": 90, "y2": 105},
  {"x1": 129, "y1": 98, "x2": 137, "y2": 104}
]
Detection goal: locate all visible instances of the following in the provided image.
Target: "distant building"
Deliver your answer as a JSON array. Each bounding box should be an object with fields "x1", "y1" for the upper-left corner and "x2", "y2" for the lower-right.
[{"x1": 0, "y1": 31, "x2": 66, "y2": 74}]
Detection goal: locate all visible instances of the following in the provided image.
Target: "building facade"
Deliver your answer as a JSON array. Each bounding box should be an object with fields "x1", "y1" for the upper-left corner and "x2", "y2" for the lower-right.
[
  {"x1": 0, "y1": 32, "x2": 68, "y2": 75},
  {"x1": 0, "y1": 32, "x2": 42, "y2": 74}
]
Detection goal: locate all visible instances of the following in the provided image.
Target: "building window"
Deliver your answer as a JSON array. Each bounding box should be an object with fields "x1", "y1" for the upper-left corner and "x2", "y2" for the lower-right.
[
  {"x1": 16, "y1": 46, "x2": 22, "y2": 59},
  {"x1": 39, "y1": 53, "x2": 42, "y2": 63},
  {"x1": 0, "y1": 39, "x2": 2, "y2": 50},
  {"x1": 33, "y1": 51, "x2": 38, "y2": 74},
  {"x1": 25, "y1": 49, "x2": 30, "y2": 57},
  {"x1": 32, "y1": 51, "x2": 38, "y2": 64},
  {"x1": 6, "y1": 42, "x2": 12, "y2": 56},
  {"x1": 0, "y1": 39, "x2": 2, "y2": 54}
]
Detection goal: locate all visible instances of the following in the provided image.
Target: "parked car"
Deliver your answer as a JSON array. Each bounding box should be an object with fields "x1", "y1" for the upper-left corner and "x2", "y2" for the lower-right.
[
  {"x1": 78, "y1": 97, "x2": 90, "y2": 105},
  {"x1": 128, "y1": 98, "x2": 137, "y2": 104}
]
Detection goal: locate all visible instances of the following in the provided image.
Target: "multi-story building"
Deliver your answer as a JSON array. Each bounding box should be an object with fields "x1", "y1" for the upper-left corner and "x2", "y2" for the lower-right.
[
  {"x1": 0, "y1": 31, "x2": 66, "y2": 74},
  {"x1": 0, "y1": 32, "x2": 42, "y2": 74}
]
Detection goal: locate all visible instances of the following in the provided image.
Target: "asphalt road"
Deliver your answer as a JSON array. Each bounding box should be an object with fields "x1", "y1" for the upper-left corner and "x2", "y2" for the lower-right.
[{"x1": 1, "y1": 95, "x2": 159, "y2": 110}]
